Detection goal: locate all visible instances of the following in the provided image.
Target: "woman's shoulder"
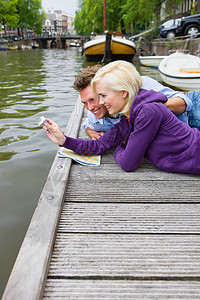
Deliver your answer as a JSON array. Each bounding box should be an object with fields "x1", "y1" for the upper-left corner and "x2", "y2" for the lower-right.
[{"x1": 134, "y1": 89, "x2": 167, "y2": 109}]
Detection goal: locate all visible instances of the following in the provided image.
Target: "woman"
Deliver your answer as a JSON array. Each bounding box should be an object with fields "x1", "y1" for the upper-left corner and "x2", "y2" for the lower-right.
[{"x1": 43, "y1": 60, "x2": 200, "y2": 174}]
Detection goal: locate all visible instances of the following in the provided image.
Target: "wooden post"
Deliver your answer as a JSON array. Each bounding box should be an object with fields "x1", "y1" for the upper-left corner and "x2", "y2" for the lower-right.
[
  {"x1": 103, "y1": 0, "x2": 106, "y2": 31},
  {"x1": 102, "y1": 31, "x2": 112, "y2": 62}
]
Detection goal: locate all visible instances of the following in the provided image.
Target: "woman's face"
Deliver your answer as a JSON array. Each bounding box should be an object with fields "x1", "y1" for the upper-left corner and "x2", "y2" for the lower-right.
[{"x1": 95, "y1": 81, "x2": 128, "y2": 116}]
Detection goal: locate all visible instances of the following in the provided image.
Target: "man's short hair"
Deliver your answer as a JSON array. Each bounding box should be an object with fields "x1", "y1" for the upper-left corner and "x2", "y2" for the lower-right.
[{"x1": 73, "y1": 65, "x2": 102, "y2": 91}]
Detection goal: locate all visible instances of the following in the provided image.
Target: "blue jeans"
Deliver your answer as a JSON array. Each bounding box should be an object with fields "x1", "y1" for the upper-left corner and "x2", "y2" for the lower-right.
[{"x1": 188, "y1": 91, "x2": 200, "y2": 130}]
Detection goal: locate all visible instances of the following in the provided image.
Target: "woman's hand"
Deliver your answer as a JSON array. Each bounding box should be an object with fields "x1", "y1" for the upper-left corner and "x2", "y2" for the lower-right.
[{"x1": 43, "y1": 118, "x2": 66, "y2": 146}]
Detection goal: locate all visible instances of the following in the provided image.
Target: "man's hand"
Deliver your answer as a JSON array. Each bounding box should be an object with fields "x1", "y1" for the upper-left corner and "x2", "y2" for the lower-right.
[
  {"x1": 163, "y1": 97, "x2": 187, "y2": 114},
  {"x1": 43, "y1": 118, "x2": 66, "y2": 145},
  {"x1": 86, "y1": 127, "x2": 105, "y2": 140}
]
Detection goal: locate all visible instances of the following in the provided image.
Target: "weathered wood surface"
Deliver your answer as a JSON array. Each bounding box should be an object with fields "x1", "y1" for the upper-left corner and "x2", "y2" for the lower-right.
[
  {"x1": 65, "y1": 165, "x2": 200, "y2": 203},
  {"x1": 48, "y1": 233, "x2": 200, "y2": 277},
  {"x1": 2, "y1": 97, "x2": 84, "y2": 300},
  {"x1": 58, "y1": 202, "x2": 200, "y2": 233},
  {"x1": 42, "y1": 108, "x2": 200, "y2": 299},
  {"x1": 44, "y1": 279, "x2": 200, "y2": 299}
]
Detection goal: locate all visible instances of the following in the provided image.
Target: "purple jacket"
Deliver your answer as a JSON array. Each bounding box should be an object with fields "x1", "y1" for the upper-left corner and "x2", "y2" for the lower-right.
[{"x1": 63, "y1": 89, "x2": 200, "y2": 174}]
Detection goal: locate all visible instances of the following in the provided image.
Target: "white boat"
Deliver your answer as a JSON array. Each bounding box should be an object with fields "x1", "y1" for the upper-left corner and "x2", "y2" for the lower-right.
[
  {"x1": 84, "y1": 33, "x2": 136, "y2": 61},
  {"x1": 158, "y1": 51, "x2": 200, "y2": 91},
  {"x1": 20, "y1": 45, "x2": 32, "y2": 50},
  {"x1": 139, "y1": 55, "x2": 167, "y2": 68},
  {"x1": 70, "y1": 42, "x2": 80, "y2": 47}
]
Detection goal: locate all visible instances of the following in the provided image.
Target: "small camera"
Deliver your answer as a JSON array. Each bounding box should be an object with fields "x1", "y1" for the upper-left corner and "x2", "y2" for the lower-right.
[{"x1": 39, "y1": 116, "x2": 47, "y2": 127}]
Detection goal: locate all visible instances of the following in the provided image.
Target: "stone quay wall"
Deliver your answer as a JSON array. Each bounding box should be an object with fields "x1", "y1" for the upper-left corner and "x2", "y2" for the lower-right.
[{"x1": 143, "y1": 37, "x2": 200, "y2": 56}]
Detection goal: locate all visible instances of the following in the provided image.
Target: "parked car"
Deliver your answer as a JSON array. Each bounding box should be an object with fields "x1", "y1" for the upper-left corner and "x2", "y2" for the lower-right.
[
  {"x1": 176, "y1": 14, "x2": 200, "y2": 38},
  {"x1": 159, "y1": 14, "x2": 200, "y2": 39},
  {"x1": 159, "y1": 18, "x2": 181, "y2": 40}
]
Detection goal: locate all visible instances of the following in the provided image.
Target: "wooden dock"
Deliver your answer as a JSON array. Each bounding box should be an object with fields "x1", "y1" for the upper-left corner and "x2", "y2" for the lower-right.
[{"x1": 2, "y1": 97, "x2": 200, "y2": 299}]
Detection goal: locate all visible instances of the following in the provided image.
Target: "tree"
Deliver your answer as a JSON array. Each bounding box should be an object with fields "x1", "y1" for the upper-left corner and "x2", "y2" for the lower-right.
[
  {"x1": 0, "y1": 0, "x2": 45, "y2": 37},
  {"x1": 106, "y1": 0, "x2": 127, "y2": 33},
  {"x1": 16, "y1": 0, "x2": 45, "y2": 36},
  {"x1": 0, "y1": 0, "x2": 19, "y2": 36},
  {"x1": 74, "y1": 0, "x2": 126, "y2": 35},
  {"x1": 164, "y1": 0, "x2": 185, "y2": 19},
  {"x1": 74, "y1": 0, "x2": 104, "y2": 35},
  {"x1": 122, "y1": 0, "x2": 166, "y2": 35},
  {"x1": 74, "y1": 0, "x2": 188, "y2": 36}
]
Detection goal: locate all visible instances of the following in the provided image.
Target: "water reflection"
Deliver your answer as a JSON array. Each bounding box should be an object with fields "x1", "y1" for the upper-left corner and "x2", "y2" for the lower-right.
[
  {"x1": 0, "y1": 50, "x2": 47, "y2": 161},
  {"x1": 0, "y1": 151, "x2": 18, "y2": 161},
  {"x1": 138, "y1": 64, "x2": 164, "y2": 83},
  {"x1": 0, "y1": 48, "x2": 84, "y2": 162}
]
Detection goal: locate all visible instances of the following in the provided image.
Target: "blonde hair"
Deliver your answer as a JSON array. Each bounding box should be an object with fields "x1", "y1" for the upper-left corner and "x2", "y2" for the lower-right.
[{"x1": 91, "y1": 60, "x2": 142, "y2": 115}]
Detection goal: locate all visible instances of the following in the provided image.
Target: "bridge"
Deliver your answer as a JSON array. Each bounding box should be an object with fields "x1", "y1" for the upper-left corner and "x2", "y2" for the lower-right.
[{"x1": 32, "y1": 35, "x2": 88, "y2": 49}]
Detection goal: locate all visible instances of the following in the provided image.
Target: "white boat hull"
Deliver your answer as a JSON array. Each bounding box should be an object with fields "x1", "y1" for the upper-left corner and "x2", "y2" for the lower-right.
[
  {"x1": 139, "y1": 56, "x2": 166, "y2": 68},
  {"x1": 159, "y1": 72, "x2": 200, "y2": 91},
  {"x1": 158, "y1": 52, "x2": 200, "y2": 91}
]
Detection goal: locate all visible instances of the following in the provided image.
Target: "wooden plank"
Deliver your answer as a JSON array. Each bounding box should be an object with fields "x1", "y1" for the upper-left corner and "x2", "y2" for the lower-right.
[
  {"x1": 48, "y1": 233, "x2": 200, "y2": 278},
  {"x1": 58, "y1": 202, "x2": 200, "y2": 233},
  {"x1": 2, "y1": 97, "x2": 84, "y2": 300},
  {"x1": 65, "y1": 178, "x2": 200, "y2": 203},
  {"x1": 65, "y1": 162, "x2": 200, "y2": 205},
  {"x1": 69, "y1": 163, "x2": 200, "y2": 181},
  {"x1": 43, "y1": 279, "x2": 200, "y2": 299}
]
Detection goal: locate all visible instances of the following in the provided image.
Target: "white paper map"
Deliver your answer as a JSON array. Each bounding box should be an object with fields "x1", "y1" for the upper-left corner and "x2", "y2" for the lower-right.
[{"x1": 58, "y1": 147, "x2": 101, "y2": 166}]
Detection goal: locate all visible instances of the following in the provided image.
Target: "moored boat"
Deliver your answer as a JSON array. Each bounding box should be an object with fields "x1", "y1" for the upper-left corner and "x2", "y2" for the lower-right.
[
  {"x1": 8, "y1": 46, "x2": 18, "y2": 50},
  {"x1": 19, "y1": 45, "x2": 32, "y2": 50},
  {"x1": 31, "y1": 41, "x2": 39, "y2": 49},
  {"x1": 158, "y1": 51, "x2": 200, "y2": 91},
  {"x1": 84, "y1": 33, "x2": 136, "y2": 61},
  {"x1": 70, "y1": 41, "x2": 80, "y2": 47},
  {"x1": 139, "y1": 55, "x2": 167, "y2": 68}
]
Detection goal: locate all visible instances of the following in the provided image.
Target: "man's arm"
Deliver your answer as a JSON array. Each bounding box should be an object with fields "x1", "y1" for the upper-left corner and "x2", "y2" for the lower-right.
[
  {"x1": 86, "y1": 127, "x2": 105, "y2": 140},
  {"x1": 82, "y1": 112, "x2": 104, "y2": 139},
  {"x1": 83, "y1": 110, "x2": 121, "y2": 139},
  {"x1": 163, "y1": 96, "x2": 187, "y2": 114},
  {"x1": 142, "y1": 76, "x2": 193, "y2": 112}
]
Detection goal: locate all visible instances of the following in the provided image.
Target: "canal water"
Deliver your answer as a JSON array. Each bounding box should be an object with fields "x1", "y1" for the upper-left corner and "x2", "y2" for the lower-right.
[{"x1": 0, "y1": 48, "x2": 163, "y2": 296}]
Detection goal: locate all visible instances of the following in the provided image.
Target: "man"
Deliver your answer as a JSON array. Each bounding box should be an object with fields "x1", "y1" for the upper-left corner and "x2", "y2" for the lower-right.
[{"x1": 73, "y1": 65, "x2": 193, "y2": 140}]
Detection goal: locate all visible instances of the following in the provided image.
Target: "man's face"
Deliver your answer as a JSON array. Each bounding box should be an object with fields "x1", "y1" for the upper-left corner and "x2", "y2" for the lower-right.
[{"x1": 80, "y1": 85, "x2": 108, "y2": 119}]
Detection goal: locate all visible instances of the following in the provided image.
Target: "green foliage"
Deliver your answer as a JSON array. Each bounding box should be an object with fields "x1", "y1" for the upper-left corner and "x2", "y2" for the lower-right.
[
  {"x1": 17, "y1": 0, "x2": 45, "y2": 33},
  {"x1": 0, "y1": 0, "x2": 19, "y2": 29},
  {"x1": 122, "y1": 0, "x2": 166, "y2": 34},
  {"x1": 74, "y1": 0, "x2": 104, "y2": 35},
  {"x1": 106, "y1": 0, "x2": 127, "y2": 32},
  {"x1": 191, "y1": 0, "x2": 197, "y2": 14},
  {"x1": 74, "y1": 0, "x2": 127, "y2": 35},
  {"x1": 164, "y1": 0, "x2": 184, "y2": 18},
  {"x1": 167, "y1": 44, "x2": 173, "y2": 50},
  {"x1": 0, "y1": 0, "x2": 45, "y2": 36},
  {"x1": 74, "y1": 0, "x2": 183, "y2": 36}
]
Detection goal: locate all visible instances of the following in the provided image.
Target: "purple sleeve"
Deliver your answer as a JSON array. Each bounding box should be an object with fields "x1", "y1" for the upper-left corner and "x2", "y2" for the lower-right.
[
  {"x1": 114, "y1": 103, "x2": 162, "y2": 171},
  {"x1": 61, "y1": 122, "x2": 125, "y2": 155}
]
